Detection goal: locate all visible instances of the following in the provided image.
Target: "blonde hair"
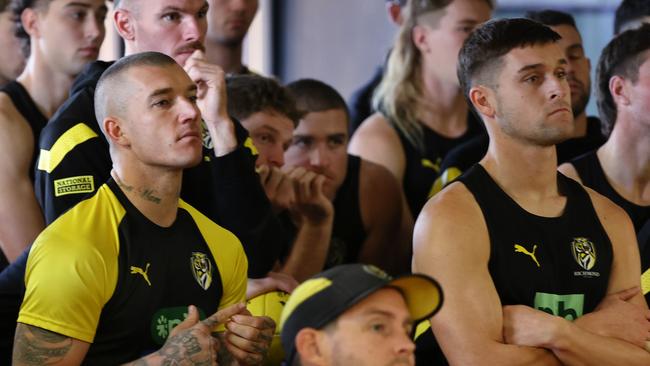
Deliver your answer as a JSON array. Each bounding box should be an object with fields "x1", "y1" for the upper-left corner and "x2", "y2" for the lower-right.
[{"x1": 373, "y1": 0, "x2": 452, "y2": 152}]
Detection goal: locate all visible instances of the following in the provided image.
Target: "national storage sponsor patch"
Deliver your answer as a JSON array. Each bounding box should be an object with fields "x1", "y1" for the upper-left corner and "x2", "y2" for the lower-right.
[{"x1": 54, "y1": 175, "x2": 94, "y2": 197}]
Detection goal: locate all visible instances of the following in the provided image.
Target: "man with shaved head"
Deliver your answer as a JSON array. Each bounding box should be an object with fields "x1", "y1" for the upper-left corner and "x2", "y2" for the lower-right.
[
  {"x1": 13, "y1": 51, "x2": 268, "y2": 365},
  {"x1": 0, "y1": 0, "x2": 282, "y2": 362}
]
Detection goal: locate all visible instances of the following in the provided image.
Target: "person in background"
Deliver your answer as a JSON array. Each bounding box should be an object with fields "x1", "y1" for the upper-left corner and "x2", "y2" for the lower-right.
[
  {"x1": 347, "y1": 0, "x2": 407, "y2": 134},
  {"x1": 205, "y1": 0, "x2": 258, "y2": 75},
  {"x1": 349, "y1": 0, "x2": 492, "y2": 224},
  {"x1": 615, "y1": 0, "x2": 650, "y2": 35},
  {"x1": 284, "y1": 79, "x2": 406, "y2": 279},
  {"x1": 0, "y1": 0, "x2": 25, "y2": 86},
  {"x1": 559, "y1": 24, "x2": 650, "y2": 304}
]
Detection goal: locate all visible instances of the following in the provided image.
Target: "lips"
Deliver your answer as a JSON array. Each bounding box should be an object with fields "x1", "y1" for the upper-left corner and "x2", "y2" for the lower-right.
[
  {"x1": 178, "y1": 130, "x2": 201, "y2": 142},
  {"x1": 78, "y1": 46, "x2": 99, "y2": 57},
  {"x1": 548, "y1": 107, "x2": 571, "y2": 117}
]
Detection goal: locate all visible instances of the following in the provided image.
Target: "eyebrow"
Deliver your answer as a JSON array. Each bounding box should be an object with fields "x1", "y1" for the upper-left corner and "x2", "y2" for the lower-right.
[
  {"x1": 64, "y1": 2, "x2": 94, "y2": 8},
  {"x1": 257, "y1": 125, "x2": 280, "y2": 134},
  {"x1": 567, "y1": 44, "x2": 585, "y2": 53},
  {"x1": 517, "y1": 59, "x2": 568, "y2": 74},
  {"x1": 456, "y1": 19, "x2": 479, "y2": 25}
]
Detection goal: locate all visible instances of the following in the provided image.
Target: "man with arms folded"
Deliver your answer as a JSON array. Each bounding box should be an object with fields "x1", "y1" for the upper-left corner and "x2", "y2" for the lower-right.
[{"x1": 413, "y1": 18, "x2": 650, "y2": 365}]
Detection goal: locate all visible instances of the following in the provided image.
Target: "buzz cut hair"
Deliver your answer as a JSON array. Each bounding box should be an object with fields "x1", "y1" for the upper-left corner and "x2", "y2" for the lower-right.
[{"x1": 94, "y1": 52, "x2": 178, "y2": 136}]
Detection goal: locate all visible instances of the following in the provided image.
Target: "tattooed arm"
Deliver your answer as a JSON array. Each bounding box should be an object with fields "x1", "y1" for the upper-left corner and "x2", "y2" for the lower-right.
[
  {"x1": 14, "y1": 304, "x2": 248, "y2": 366},
  {"x1": 13, "y1": 323, "x2": 89, "y2": 366}
]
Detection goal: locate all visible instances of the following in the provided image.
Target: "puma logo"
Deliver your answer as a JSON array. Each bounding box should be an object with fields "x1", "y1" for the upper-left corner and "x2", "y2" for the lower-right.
[
  {"x1": 514, "y1": 244, "x2": 540, "y2": 268},
  {"x1": 130, "y1": 263, "x2": 151, "y2": 286}
]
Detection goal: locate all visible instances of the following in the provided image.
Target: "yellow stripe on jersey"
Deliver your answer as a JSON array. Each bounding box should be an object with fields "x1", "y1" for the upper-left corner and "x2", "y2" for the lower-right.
[
  {"x1": 244, "y1": 137, "x2": 259, "y2": 156},
  {"x1": 414, "y1": 319, "x2": 431, "y2": 340},
  {"x1": 19, "y1": 185, "x2": 124, "y2": 343},
  {"x1": 179, "y1": 200, "x2": 248, "y2": 330},
  {"x1": 38, "y1": 123, "x2": 98, "y2": 173},
  {"x1": 641, "y1": 268, "x2": 650, "y2": 295}
]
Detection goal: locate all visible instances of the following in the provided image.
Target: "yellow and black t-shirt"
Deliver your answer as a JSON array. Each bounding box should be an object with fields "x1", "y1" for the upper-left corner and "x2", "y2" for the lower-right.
[{"x1": 19, "y1": 179, "x2": 247, "y2": 364}]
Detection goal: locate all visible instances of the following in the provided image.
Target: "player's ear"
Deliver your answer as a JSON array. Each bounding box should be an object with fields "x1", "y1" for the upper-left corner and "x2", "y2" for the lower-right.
[
  {"x1": 610, "y1": 75, "x2": 630, "y2": 107},
  {"x1": 104, "y1": 117, "x2": 130, "y2": 147},
  {"x1": 21, "y1": 7, "x2": 41, "y2": 39},
  {"x1": 295, "y1": 328, "x2": 329, "y2": 365},
  {"x1": 469, "y1": 85, "x2": 495, "y2": 119},
  {"x1": 114, "y1": 8, "x2": 135, "y2": 41}
]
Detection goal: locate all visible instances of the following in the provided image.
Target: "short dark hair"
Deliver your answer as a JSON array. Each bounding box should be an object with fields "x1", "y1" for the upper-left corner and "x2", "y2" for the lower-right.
[
  {"x1": 226, "y1": 75, "x2": 303, "y2": 127},
  {"x1": 286, "y1": 79, "x2": 349, "y2": 124},
  {"x1": 596, "y1": 23, "x2": 650, "y2": 135},
  {"x1": 525, "y1": 9, "x2": 577, "y2": 29},
  {"x1": 95, "y1": 52, "x2": 178, "y2": 131},
  {"x1": 10, "y1": 0, "x2": 51, "y2": 57},
  {"x1": 457, "y1": 18, "x2": 561, "y2": 99},
  {"x1": 615, "y1": 0, "x2": 650, "y2": 34}
]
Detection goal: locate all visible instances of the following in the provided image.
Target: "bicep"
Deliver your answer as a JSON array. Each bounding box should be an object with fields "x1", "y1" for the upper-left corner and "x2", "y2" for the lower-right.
[
  {"x1": 412, "y1": 197, "x2": 506, "y2": 363},
  {"x1": 0, "y1": 112, "x2": 44, "y2": 260},
  {"x1": 13, "y1": 323, "x2": 90, "y2": 366}
]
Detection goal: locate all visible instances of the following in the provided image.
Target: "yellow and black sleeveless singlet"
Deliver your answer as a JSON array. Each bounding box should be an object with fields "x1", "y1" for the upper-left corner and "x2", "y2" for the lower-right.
[
  {"x1": 416, "y1": 164, "x2": 612, "y2": 364},
  {"x1": 392, "y1": 113, "x2": 484, "y2": 217},
  {"x1": 0, "y1": 81, "x2": 48, "y2": 181},
  {"x1": 19, "y1": 179, "x2": 247, "y2": 364},
  {"x1": 571, "y1": 151, "x2": 650, "y2": 303}
]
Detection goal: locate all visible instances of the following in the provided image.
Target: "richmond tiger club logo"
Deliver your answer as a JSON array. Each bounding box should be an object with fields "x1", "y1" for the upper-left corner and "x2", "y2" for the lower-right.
[
  {"x1": 571, "y1": 237, "x2": 599, "y2": 278},
  {"x1": 190, "y1": 252, "x2": 213, "y2": 290}
]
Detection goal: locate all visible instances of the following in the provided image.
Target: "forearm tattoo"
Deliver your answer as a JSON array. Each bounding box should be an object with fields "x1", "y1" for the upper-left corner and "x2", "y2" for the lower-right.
[{"x1": 13, "y1": 324, "x2": 73, "y2": 365}]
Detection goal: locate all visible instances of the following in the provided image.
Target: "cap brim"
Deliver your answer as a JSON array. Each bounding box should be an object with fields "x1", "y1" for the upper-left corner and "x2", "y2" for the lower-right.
[{"x1": 389, "y1": 274, "x2": 443, "y2": 322}]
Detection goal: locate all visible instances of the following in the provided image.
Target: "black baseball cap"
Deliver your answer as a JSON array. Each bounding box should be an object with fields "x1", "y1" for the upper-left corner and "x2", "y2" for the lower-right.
[{"x1": 279, "y1": 264, "x2": 443, "y2": 364}]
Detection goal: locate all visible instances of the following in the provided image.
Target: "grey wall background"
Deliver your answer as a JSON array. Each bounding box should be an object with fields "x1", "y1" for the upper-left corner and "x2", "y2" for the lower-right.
[
  {"x1": 274, "y1": 0, "x2": 622, "y2": 119},
  {"x1": 274, "y1": 0, "x2": 397, "y2": 102}
]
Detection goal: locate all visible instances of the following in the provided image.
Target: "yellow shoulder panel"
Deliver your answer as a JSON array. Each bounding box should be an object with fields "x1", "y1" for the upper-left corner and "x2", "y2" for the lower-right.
[
  {"x1": 19, "y1": 184, "x2": 125, "y2": 342},
  {"x1": 37, "y1": 123, "x2": 98, "y2": 173}
]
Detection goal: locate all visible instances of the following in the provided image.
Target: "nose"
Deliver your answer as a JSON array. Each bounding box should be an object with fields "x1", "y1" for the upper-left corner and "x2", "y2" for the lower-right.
[
  {"x1": 180, "y1": 97, "x2": 200, "y2": 123},
  {"x1": 267, "y1": 146, "x2": 285, "y2": 168},
  {"x1": 183, "y1": 17, "x2": 203, "y2": 43},
  {"x1": 309, "y1": 146, "x2": 330, "y2": 168},
  {"x1": 395, "y1": 331, "x2": 416, "y2": 358},
  {"x1": 230, "y1": 0, "x2": 248, "y2": 11},
  {"x1": 548, "y1": 75, "x2": 569, "y2": 101},
  {"x1": 85, "y1": 13, "x2": 103, "y2": 41}
]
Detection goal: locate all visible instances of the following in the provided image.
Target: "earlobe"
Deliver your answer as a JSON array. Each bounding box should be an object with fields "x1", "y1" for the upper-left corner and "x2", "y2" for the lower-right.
[{"x1": 114, "y1": 9, "x2": 135, "y2": 41}]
